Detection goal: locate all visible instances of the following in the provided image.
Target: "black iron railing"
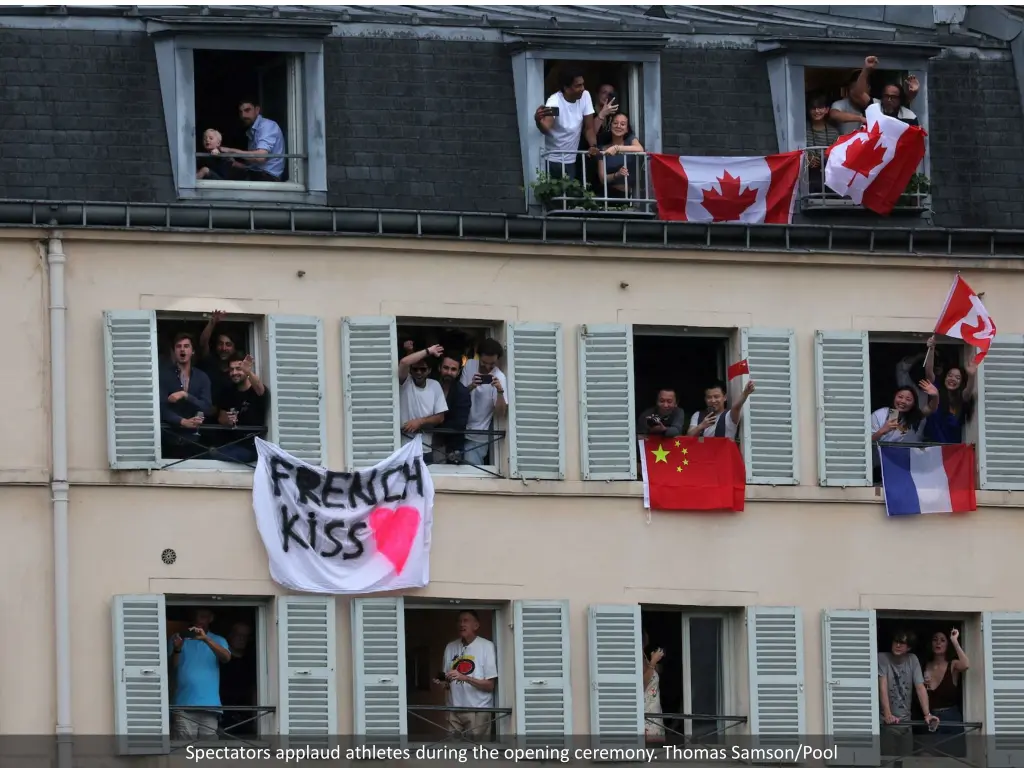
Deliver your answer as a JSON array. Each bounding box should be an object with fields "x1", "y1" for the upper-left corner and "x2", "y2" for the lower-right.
[
  {"x1": 169, "y1": 705, "x2": 276, "y2": 750},
  {"x1": 406, "y1": 704, "x2": 512, "y2": 744}
]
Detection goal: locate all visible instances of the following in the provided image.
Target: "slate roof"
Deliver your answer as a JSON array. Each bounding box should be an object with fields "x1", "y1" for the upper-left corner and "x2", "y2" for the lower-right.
[{"x1": 0, "y1": 4, "x2": 1023, "y2": 231}]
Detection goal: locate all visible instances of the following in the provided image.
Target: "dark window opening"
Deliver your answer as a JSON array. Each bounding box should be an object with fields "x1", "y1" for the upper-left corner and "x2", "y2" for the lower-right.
[
  {"x1": 633, "y1": 333, "x2": 728, "y2": 429},
  {"x1": 193, "y1": 49, "x2": 298, "y2": 183},
  {"x1": 876, "y1": 614, "x2": 968, "y2": 747},
  {"x1": 166, "y1": 604, "x2": 262, "y2": 738},
  {"x1": 642, "y1": 607, "x2": 728, "y2": 745},
  {"x1": 804, "y1": 66, "x2": 913, "y2": 117},
  {"x1": 396, "y1": 321, "x2": 503, "y2": 469},
  {"x1": 404, "y1": 607, "x2": 501, "y2": 743}
]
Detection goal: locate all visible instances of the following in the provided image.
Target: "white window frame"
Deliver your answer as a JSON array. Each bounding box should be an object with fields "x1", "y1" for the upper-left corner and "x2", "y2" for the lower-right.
[
  {"x1": 151, "y1": 26, "x2": 328, "y2": 205},
  {"x1": 670, "y1": 610, "x2": 739, "y2": 741},
  {"x1": 512, "y1": 46, "x2": 664, "y2": 209},
  {"x1": 395, "y1": 319, "x2": 507, "y2": 479},
  {"x1": 164, "y1": 596, "x2": 273, "y2": 743},
  {"x1": 154, "y1": 311, "x2": 264, "y2": 473},
  {"x1": 761, "y1": 47, "x2": 930, "y2": 210},
  {"x1": 401, "y1": 600, "x2": 511, "y2": 746}
]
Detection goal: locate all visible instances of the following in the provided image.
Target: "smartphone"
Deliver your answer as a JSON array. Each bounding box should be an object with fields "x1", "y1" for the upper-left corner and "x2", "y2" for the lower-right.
[
  {"x1": 181, "y1": 628, "x2": 197, "y2": 639},
  {"x1": 435, "y1": 672, "x2": 448, "y2": 683},
  {"x1": 547, "y1": 106, "x2": 560, "y2": 117},
  {"x1": 478, "y1": 374, "x2": 493, "y2": 384},
  {"x1": 887, "y1": 407, "x2": 898, "y2": 422}
]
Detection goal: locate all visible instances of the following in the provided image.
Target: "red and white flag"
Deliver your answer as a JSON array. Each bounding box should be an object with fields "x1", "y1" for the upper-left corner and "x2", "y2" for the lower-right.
[
  {"x1": 650, "y1": 152, "x2": 801, "y2": 224},
  {"x1": 727, "y1": 359, "x2": 750, "y2": 381},
  {"x1": 935, "y1": 275, "x2": 997, "y2": 364},
  {"x1": 824, "y1": 103, "x2": 926, "y2": 215}
]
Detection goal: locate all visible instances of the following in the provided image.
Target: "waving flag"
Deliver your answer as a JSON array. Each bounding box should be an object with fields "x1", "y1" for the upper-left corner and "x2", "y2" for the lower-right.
[
  {"x1": 824, "y1": 103, "x2": 926, "y2": 215},
  {"x1": 650, "y1": 152, "x2": 801, "y2": 223},
  {"x1": 639, "y1": 437, "x2": 745, "y2": 512},
  {"x1": 879, "y1": 444, "x2": 976, "y2": 517},
  {"x1": 935, "y1": 275, "x2": 997, "y2": 364}
]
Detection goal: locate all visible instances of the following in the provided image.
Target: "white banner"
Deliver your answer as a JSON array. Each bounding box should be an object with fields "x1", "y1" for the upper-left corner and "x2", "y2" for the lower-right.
[{"x1": 252, "y1": 437, "x2": 434, "y2": 594}]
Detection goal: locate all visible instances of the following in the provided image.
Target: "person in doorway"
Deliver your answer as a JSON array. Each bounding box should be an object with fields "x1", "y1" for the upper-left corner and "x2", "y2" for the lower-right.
[
  {"x1": 597, "y1": 112, "x2": 644, "y2": 199},
  {"x1": 219, "y1": 622, "x2": 258, "y2": 736},
  {"x1": 197, "y1": 309, "x2": 240, "y2": 398},
  {"x1": 642, "y1": 630, "x2": 665, "y2": 742},
  {"x1": 637, "y1": 388, "x2": 686, "y2": 438},
  {"x1": 919, "y1": 628, "x2": 969, "y2": 756},
  {"x1": 169, "y1": 608, "x2": 232, "y2": 741},
  {"x1": 871, "y1": 384, "x2": 938, "y2": 444},
  {"x1": 879, "y1": 629, "x2": 939, "y2": 761},
  {"x1": 434, "y1": 610, "x2": 498, "y2": 741},
  {"x1": 923, "y1": 336, "x2": 977, "y2": 444},
  {"x1": 207, "y1": 98, "x2": 286, "y2": 182},
  {"x1": 214, "y1": 352, "x2": 268, "y2": 464},
  {"x1": 438, "y1": 353, "x2": 471, "y2": 463},
  {"x1": 159, "y1": 333, "x2": 214, "y2": 459},
  {"x1": 459, "y1": 339, "x2": 507, "y2": 466},
  {"x1": 534, "y1": 68, "x2": 601, "y2": 180},
  {"x1": 397, "y1": 344, "x2": 448, "y2": 450},
  {"x1": 687, "y1": 379, "x2": 756, "y2": 439}
]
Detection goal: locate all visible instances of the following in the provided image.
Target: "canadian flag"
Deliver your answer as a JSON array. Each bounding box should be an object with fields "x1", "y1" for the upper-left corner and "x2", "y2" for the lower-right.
[
  {"x1": 935, "y1": 275, "x2": 997, "y2": 365},
  {"x1": 650, "y1": 152, "x2": 802, "y2": 224},
  {"x1": 824, "y1": 103, "x2": 927, "y2": 215}
]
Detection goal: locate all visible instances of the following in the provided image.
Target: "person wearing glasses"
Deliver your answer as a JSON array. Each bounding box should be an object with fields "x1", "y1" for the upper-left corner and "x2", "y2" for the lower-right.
[
  {"x1": 397, "y1": 344, "x2": 448, "y2": 452},
  {"x1": 848, "y1": 55, "x2": 920, "y2": 127},
  {"x1": 878, "y1": 629, "x2": 939, "y2": 761}
]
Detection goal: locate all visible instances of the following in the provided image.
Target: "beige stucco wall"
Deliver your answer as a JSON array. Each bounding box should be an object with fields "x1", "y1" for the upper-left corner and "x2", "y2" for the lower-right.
[{"x1": 1, "y1": 229, "x2": 1022, "y2": 736}]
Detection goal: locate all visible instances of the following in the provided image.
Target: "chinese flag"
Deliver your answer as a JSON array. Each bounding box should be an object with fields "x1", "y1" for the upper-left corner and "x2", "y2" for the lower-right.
[
  {"x1": 640, "y1": 437, "x2": 745, "y2": 512},
  {"x1": 727, "y1": 359, "x2": 749, "y2": 381}
]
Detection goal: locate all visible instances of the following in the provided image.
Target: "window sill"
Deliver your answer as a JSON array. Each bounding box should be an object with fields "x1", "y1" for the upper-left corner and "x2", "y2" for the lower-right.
[
  {"x1": 428, "y1": 464, "x2": 501, "y2": 479},
  {"x1": 177, "y1": 184, "x2": 326, "y2": 206},
  {"x1": 800, "y1": 197, "x2": 931, "y2": 215},
  {"x1": 163, "y1": 459, "x2": 252, "y2": 473}
]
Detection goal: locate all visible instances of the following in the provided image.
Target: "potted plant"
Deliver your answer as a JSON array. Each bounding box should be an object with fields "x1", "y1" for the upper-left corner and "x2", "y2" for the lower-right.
[{"x1": 530, "y1": 171, "x2": 598, "y2": 212}]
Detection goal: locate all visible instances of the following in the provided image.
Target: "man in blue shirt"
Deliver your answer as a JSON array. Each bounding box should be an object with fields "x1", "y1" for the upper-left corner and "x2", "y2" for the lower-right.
[
  {"x1": 169, "y1": 608, "x2": 232, "y2": 741},
  {"x1": 212, "y1": 99, "x2": 286, "y2": 182}
]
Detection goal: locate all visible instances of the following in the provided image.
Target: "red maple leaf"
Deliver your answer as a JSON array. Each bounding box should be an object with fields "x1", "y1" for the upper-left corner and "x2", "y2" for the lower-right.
[
  {"x1": 700, "y1": 171, "x2": 759, "y2": 221},
  {"x1": 841, "y1": 122, "x2": 887, "y2": 183}
]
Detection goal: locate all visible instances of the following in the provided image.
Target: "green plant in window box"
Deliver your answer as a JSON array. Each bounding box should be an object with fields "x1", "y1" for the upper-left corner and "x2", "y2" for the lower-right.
[
  {"x1": 897, "y1": 173, "x2": 931, "y2": 208},
  {"x1": 530, "y1": 170, "x2": 599, "y2": 212}
]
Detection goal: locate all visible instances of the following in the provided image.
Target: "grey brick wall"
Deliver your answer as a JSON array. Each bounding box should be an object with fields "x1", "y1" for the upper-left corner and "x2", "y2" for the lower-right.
[
  {"x1": 928, "y1": 56, "x2": 1024, "y2": 228},
  {"x1": 661, "y1": 48, "x2": 779, "y2": 156},
  {"x1": 324, "y1": 37, "x2": 524, "y2": 213},
  {"x1": 0, "y1": 28, "x2": 172, "y2": 203}
]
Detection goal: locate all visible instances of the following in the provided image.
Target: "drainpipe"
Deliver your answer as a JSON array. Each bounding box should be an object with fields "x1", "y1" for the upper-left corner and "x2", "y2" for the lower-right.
[{"x1": 47, "y1": 230, "x2": 73, "y2": 763}]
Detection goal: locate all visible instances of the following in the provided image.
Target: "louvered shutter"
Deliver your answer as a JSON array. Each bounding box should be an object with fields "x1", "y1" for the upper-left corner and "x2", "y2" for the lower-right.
[
  {"x1": 341, "y1": 317, "x2": 399, "y2": 470},
  {"x1": 746, "y1": 606, "x2": 806, "y2": 746},
  {"x1": 112, "y1": 594, "x2": 168, "y2": 755},
  {"x1": 984, "y1": 612, "x2": 1024, "y2": 767},
  {"x1": 978, "y1": 335, "x2": 1024, "y2": 490},
  {"x1": 587, "y1": 604, "x2": 643, "y2": 746},
  {"x1": 815, "y1": 331, "x2": 871, "y2": 486},
  {"x1": 823, "y1": 610, "x2": 879, "y2": 766},
  {"x1": 578, "y1": 324, "x2": 636, "y2": 480},
  {"x1": 103, "y1": 310, "x2": 161, "y2": 469},
  {"x1": 741, "y1": 328, "x2": 799, "y2": 484},
  {"x1": 507, "y1": 322, "x2": 564, "y2": 480},
  {"x1": 268, "y1": 315, "x2": 327, "y2": 465},
  {"x1": 278, "y1": 596, "x2": 337, "y2": 739},
  {"x1": 514, "y1": 600, "x2": 573, "y2": 741},
  {"x1": 352, "y1": 597, "x2": 407, "y2": 740}
]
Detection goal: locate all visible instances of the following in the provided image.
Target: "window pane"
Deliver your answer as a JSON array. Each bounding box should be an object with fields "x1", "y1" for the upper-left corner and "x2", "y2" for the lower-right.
[{"x1": 688, "y1": 617, "x2": 722, "y2": 742}]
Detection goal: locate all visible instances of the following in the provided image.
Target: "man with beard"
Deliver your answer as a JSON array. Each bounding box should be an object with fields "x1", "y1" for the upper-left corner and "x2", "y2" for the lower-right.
[
  {"x1": 847, "y1": 56, "x2": 920, "y2": 126},
  {"x1": 197, "y1": 309, "x2": 238, "y2": 399},
  {"x1": 397, "y1": 343, "x2": 448, "y2": 451},
  {"x1": 159, "y1": 333, "x2": 213, "y2": 459},
  {"x1": 214, "y1": 352, "x2": 268, "y2": 463},
  {"x1": 437, "y1": 353, "x2": 471, "y2": 463},
  {"x1": 209, "y1": 98, "x2": 285, "y2": 182}
]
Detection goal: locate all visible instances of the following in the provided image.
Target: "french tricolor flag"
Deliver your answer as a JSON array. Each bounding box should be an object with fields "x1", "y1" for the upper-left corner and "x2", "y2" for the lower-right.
[{"x1": 878, "y1": 444, "x2": 977, "y2": 517}]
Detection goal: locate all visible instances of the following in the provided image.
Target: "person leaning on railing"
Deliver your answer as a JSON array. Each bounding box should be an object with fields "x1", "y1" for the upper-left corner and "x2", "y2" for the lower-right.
[
  {"x1": 805, "y1": 92, "x2": 839, "y2": 193},
  {"x1": 597, "y1": 113, "x2": 644, "y2": 199},
  {"x1": 922, "y1": 335, "x2": 977, "y2": 444}
]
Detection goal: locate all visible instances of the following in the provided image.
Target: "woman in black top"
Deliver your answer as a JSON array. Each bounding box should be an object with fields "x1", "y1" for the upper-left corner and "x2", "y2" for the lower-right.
[{"x1": 919, "y1": 628, "x2": 970, "y2": 756}]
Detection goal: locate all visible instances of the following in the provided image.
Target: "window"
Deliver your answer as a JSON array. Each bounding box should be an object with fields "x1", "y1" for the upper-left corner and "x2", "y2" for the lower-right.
[
  {"x1": 511, "y1": 44, "x2": 663, "y2": 212},
  {"x1": 153, "y1": 26, "x2": 328, "y2": 204},
  {"x1": 396, "y1": 319, "x2": 507, "y2": 478},
  {"x1": 103, "y1": 310, "x2": 326, "y2": 471},
  {"x1": 641, "y1": 607, "x2": 740, "y2": 744}
]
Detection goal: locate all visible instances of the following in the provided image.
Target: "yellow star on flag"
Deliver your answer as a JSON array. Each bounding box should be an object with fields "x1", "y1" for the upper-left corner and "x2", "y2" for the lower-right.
[
  {"x1": 682, "y1": 448, "x2": 688, "y2": 456},
  {"x1": 651, "y1": 444, "x2": 670, "y2": 464},
  {"x1": 683, "y1": 459, "x2": 690, "y2": 466},
  {"x1": 674, "y1": 440, "x2": 681, "y2": 447},
  {"x1": 676, "y1": 465, "x2": 683, "y2": 472}
]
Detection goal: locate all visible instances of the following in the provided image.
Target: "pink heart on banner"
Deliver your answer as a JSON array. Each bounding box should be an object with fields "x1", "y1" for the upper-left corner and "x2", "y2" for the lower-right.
[{"x1": 368, "y1": 506, "x2": 421, "y2": 575}]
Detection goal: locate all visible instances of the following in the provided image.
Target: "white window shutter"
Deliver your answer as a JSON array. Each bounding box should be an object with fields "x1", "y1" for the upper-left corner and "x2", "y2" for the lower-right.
[
  {"x1": 103, "y1": 310, "x2": 160, "y2": 469},
  {"x1": 815, "y1": 331, "x2": 871, "y2": 486},
  {"x1": 977, "y1": 335, "x2": 1024, "y2": 490},
  {"x1": 352, "y1": 597, "x2": 407, "y2": 739},
  {"x1": 587, "y1": 604, "x2": 643, "y2": 744},
  {"x1": 746, "y1": 606, "x2": 806, "y2": 745},
  {"x1": 507, "y1": 322, "x2": 564, "y2": 480},
  {"x1": 514, "y1": 600, "x2": 573, "y2": 740},
  {"x1": 277, "y1": 595, "x2": 337, "y2": 738},
  {"x1": 341, "y1": 316, "x2": 399, "y2": 470},
  {"x1": 112, "y1": 594, "x2": 168, "y2": 755},
  {"x1": 740, "y1": 327, "x2": 799, "y2": 485},
  {"x1": 578, "y1": 324, "x2": 636, "y2": 481},
  {"x1": 268, "y1": 315, "x2": 327, "y2": 465},
  {"x1": 984, "y1": 612, "x2": 1024, "y2": 767},
  {"x1": 822, "y1": 609, "x2": 879, "y2": 766}
]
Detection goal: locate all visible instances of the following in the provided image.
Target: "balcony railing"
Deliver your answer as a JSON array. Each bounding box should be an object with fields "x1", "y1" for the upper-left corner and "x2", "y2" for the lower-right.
[
  {"x1": 538, "y1": 150, "x2": 656, "y2": 215},
  {"x1": 802, "y1": 145, "x2": 930, "y2": 212},
  {"x1": 169, "y1": 705, "x2": 276, "y2": 749},
  {"x1": 196, "y1": 151, "x2": 307, "y2": 185},
  {"x1": 161, "y1": 424, "x2": 266, "y2": 468},
  {"x1": 406, "y1": 703, "x2": 512, "y2": 745},
  {"x1": 404, "y1": 426, "x2": 507, "y2": 477}
]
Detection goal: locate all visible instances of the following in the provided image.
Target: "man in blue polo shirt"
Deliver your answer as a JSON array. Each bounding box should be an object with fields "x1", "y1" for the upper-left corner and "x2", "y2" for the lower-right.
[
  {"x1": 169, "y1": 608, "x2": 232, "y2": 740},
  {"x1": 211, "y1": 98, "x2": 286, "y2": 182}
]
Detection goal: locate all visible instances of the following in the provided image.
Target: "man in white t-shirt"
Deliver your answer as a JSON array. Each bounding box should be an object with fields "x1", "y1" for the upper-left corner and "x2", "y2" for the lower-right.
[
  {"x1": 397, "y1": 344, "x2": 447, "y2": 449},
  {"x1": 435, "y1": 610, "x2": 498, "y2": 740},
  {"x1": 534, "y1": 68, "x2": 602, "y2": 180},
  {"x1": 458, "y1": 339, "x2": 508, "y2": 467},
  {"x1": 688, "y1": 379, "x2": 756, "y2": 440}
]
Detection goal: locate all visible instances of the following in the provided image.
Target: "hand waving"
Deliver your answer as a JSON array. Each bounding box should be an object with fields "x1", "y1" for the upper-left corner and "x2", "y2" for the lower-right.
[{"x1": 919, "y1": 379, "x2": 939, "y2": 397}]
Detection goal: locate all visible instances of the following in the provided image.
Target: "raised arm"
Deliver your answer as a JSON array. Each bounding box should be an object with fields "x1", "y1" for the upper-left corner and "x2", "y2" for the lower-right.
[
  {"x1": 964, "y1": 360, "x2": 978, "y2": 401},
  {"x1": 950, "y1": 628, "x2": 970, "y2": 674},
  {"x1": 398, "y1": 344, "x2": 443, "y2": 383},
  {"x1": 198, "y1": 310, "x2": 225, "y2": 360},
  {"x1": 730, "y1": 380, "x2": 756, "y2": 425},
  {"x1": 918, "y1": 379, "x2": 939, "y2": 417},
  {"x1": 925, "y1": 336, "x2": 937, "y2": 382},
  {"x1": 849, "y1": 56, "x2": 878, "y2": 109}
]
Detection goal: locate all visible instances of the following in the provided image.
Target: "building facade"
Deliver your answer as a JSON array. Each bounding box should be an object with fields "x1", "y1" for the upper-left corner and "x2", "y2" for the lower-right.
[{"x1": 2, "y1": 4, "x2": 1024, "y2": 764}]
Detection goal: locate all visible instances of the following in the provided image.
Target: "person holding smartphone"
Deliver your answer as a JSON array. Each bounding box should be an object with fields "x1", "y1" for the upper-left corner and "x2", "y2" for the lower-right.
[
  {"x1": 534, "y1": 68, "x2": 601, "y2": 180},
  {"x1": 459, "y1": 339, "x2": 507, "y2": 466},
  {"x1": 688, "y1": 380, "x2": 756, "y2": 439},
  {"x1": 168, "y1": 608, "x2": 231, "y2": 741}
]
